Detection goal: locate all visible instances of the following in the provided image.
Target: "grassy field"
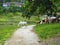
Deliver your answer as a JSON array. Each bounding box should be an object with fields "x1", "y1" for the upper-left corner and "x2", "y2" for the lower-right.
[
  {"x1": 0, "y1": 12, "x2": 21, "y2": 45},
  {"x1": 0, "y1": 12, "x2": 39, "y2": 45},
  {"x1": 0, "y1": 12, "x2": 39, "y2": 24},
  {"x1": 34, "y1": 23, "x2": 60, "y2": 40},
  {"x1": 0, "y1": 24, "x2": 18, "y2": 45}
]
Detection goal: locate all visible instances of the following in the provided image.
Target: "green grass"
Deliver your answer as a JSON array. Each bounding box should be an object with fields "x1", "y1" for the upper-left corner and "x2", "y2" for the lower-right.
[
  {"x1": 0, "y1": 12, "x2": 39, "y2": 23},
  {"x1": 0, "y1": 12, "x2": 22, "y2": 21},
  {"x1": 0, "y1": 12, "x2": 41, "y2": 45},
  {"x1": 34, "y1": 23, "x2": 60, "y2": 40},
  {"x1": 0, "y1": 24, "x2": 18, "y2": 45}
]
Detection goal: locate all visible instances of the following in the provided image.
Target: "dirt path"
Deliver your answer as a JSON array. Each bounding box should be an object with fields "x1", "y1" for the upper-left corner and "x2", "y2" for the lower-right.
[{"x1": 4, "y1": 25, "x2": 40, "y2": 45}]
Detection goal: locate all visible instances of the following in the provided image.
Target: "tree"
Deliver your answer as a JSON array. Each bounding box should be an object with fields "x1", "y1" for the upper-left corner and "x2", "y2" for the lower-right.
[
  {"x1": 22, "y1": 0, "x2": 57, "y2": 19},
  {"x1": 0, "y1": 0, "x2": 3, "y2": 6}
]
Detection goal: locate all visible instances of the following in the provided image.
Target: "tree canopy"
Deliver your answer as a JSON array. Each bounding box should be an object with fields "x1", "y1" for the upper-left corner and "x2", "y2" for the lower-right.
[{"x1": 22, "y1": 0, "x2": 60, "y2": 19}]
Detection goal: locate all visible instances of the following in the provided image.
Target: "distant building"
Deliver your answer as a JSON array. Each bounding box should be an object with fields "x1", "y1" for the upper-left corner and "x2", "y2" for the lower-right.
[
  {"x1": 3, "y1": 2, "x2": 23, "y2": 7},
  {"x1": 3, "y1": 2, "x2": 10, "y2": 7}
]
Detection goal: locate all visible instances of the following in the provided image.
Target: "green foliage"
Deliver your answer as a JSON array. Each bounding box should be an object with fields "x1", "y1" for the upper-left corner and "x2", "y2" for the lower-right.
[
  {"x1": 0, "y1": 0, "x2": 3, "y2": 6},
  {"x1": 0, "y1": 7, "x2": 3, "y2": 14},
  {"x1": 34, "y1": 23, "x2": 60, "y2": 40},
  {"x1": 0, "y1": 12, "x2": 22, "y2": 21},
  {"x1": 22, "y1": 0, "x2": 58, "y2": 19},
  {"x1": 0, "y1": 24, "x2": 18, "y2": 45},
  {"x1": 0, "y1": 6, "x2": 22, "y2": 15},
  {"x1": 6, "y1": 13, "x2": 13, "y2": 17},
  {"x1": 9, "y1": 6, "x2": 21, "y2": 12}
]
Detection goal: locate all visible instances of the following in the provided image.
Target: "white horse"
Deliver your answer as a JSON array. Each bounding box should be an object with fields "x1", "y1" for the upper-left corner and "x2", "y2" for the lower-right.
[
  {"x1": 18, "y1": 21, "x2": 27, "y2": 27},
  {"x1": 48, "y1": 16, "x2": 57, "y2": 23}
]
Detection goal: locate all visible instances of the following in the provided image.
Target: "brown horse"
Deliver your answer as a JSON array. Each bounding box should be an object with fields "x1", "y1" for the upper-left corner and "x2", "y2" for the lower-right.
[{"x1": 45, "y1": 17, "x2": 49, "y2": 23}]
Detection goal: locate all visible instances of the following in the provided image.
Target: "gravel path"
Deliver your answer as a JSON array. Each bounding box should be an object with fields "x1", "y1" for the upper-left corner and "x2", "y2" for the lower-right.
[{"x1": 4, "y1": 25, "x2": 40, "y2": 45}]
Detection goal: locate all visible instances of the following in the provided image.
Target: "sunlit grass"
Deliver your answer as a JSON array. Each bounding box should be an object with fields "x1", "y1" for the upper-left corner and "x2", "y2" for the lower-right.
[
  {"x1": 34, "y1": 23, "x2": 60, "y2": 40},
  {"x1": 0, "y1": 24, "x2": 18, "y2": 45}
]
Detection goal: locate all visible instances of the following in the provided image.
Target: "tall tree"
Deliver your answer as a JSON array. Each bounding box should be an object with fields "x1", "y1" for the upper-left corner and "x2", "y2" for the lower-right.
[{"x1": 22, "y1": 0, "x2": 57, "y2": 19}]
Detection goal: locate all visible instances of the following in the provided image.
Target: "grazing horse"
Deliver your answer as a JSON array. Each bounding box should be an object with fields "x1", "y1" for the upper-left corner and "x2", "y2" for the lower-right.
[
  {"x1": 50, "y1": 16, "x2": 57, "y2": 23},
  {"x1": 41, "y1": 16, "x2": 58, "y2": 24},
  {"x1": 57, "y1": 17, "x2": 60, "y2": 22},
  {"x1": 45, "y1": 17, "x2": 49, "y2": 23},
  {"x1": 37, "y1": 21, "x2": 41, "y2": 24},
  {"x1": 18, "y1": 21, "x2": 27, "y2": 27}
]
